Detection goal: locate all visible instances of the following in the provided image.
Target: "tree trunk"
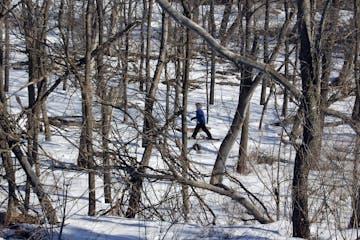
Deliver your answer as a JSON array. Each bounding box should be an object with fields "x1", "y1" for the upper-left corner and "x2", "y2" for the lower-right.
[
  {"x1": 180, "y1": 1, "x2": 193, "y2": 221},
  {"x1": 0, "y1": 19, "x2": 16, "y2": 219},
  {"x1": 22, "y1": 0, "x2": 51, "y2": 210},
  {"x1": 236, "y1": 0, "x2": 256, "y2": 175},
  {"x1": 349, "y1": 0, "x2": 360, "y2": 228},
  {"x1": 174, "y1": 27, "x2": 182, "y2": 125},
  {"x1": 22, "y1": 4, "x2": 39, "y2": 213},
  {"x1": 139, "y1": 0, "x2": 146, "y2": 91},
  {"x1": 0, "y1": 6, "x2": 4, "y2": 103},
  {"x1": 282, "y1": 0, "x2": 290, "y2": 116},
  {"x1": 96, "y1": 0, "x2": 112, "y2": 204},
  {"x1": 78, "y1": 0, "x2": 96, "y2": 216},
  {"x1": 292, "y1": 1, "x2": 320, "y2": 238},
  {"x1": 126, "y1": 11, "x2": 168, "y2": 218},
  {"x1": 0, "y1": 139, "x2": 17, "y2": 225},
  {"x1": 4, "y1": 0, "x2": 10, "y2": 93},
  {"x1": 350, "y1": 141, "x2": 360, "y2": 228},
  {"x1": 142, "y1": 0, "x2": 153, "y2": 147},
  {"x1": 218, "y1": 0, "x2": 233, "y2": 45},
  {"x1": 236, "y1": 107, "x2": 249, "y2": 174},
  {"x1": 102, "y1": 89, "x2": 117, "y2": 204},
  {"x1": 0, "y1": 103, "x2": 58, "y2": 224},
  {"x1": 145, "y1": 0, "x2": 153, "y2": 92},
  {"x1": 209, "y1": 0, "x2": 216, "y2": 105},
  {"x1": 122, "y1": 2, "x2": 133, "y2": 123},
  {"x1": 210, "y1": 83, "x2": 255, "y2": 185},
  {"x1": 260, "y1": 0, "x2": 269, "y2": 105}
]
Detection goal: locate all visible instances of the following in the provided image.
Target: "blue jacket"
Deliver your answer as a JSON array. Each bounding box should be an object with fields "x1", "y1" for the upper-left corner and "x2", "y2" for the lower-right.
[{"x1": 195, "y1": 109, "x2": 206, "y2": 125}]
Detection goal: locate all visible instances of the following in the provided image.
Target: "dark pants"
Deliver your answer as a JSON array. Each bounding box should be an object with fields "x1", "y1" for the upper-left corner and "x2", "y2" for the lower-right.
[{"x1": 192, "y1": 123, "x2": 212, "y2": 139}]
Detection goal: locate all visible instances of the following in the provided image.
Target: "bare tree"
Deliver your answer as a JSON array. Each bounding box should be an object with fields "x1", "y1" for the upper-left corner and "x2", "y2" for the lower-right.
[
  {"x1": 0, "y1": 3, "x2": 16, "y2": 223},
  {"x1": 156, "y1": 0, "x2": 298, "y2": 191},
  {"x1": 126, "y1": 11, "x2": 169, "y2": 218},
  {"x1": 236, "y1": 0, "x2": 258, "y2": 174},
  {"x1": 21, "y1": 0, "x2": 52, "y2": 213},
  {"x1": 209, "y1": 0, "x2": 216, "y2": 105},
  {"x1": 77, "y1": 0, "x2": 97, "y2": 216}
]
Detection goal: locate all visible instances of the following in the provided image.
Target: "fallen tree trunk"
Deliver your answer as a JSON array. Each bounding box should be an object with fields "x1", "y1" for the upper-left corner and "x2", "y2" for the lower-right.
[{"x1": 130, "y1": 169, "x2": 273, "y2": 224}]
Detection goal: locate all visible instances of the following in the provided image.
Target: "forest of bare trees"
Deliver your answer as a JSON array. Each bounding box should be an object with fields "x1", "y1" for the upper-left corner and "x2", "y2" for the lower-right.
[{"x1": 0, "y1": 0, "x2": 359, "y2": 239}]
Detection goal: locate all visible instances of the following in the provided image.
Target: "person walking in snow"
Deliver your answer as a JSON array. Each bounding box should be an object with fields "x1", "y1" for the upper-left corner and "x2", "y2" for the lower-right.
[{"x1": 191, "y1": 103, "x2": 213, "y2": 139}]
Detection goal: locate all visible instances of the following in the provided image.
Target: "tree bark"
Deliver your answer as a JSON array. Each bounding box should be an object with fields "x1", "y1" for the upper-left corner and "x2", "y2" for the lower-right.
[
  {"x1": 126, "y1": 11, "x2": 168, "y2": 218},
  {"x1": 142, "y1": 0, "x2": 153, "y2": 147},
  {"x1": 0, "y1": 139, "x2": 17, "y2": 225},
  {"x1": 236, "y1": 1, "x2": 255, "y2": 174},
  {"x1": 209, "y1": 0, "x2": 216, "y2": 105},
  {"x1": 180, "y1": 1, "x2": 193, "y2": 221},
  {"x1": 0, "y1": 4, "x2": 4, "y2": 104},
  {"x1": 292, "y1": 1, "x2": 320, "y2": 238},
  {"x1": 4, "y1": 0, "x2": 10, "y2": 93},
  {"x1": 78, "y1": 0, "x2": 96, "y2": 216},
  {"x1": 260, "y1": 0, "x2": 270, "y2": 105},
  {"x1": 138, "y1": 1, "x2": 146, "y2": 91},
  {"x1": 21, "y1": 0, "x2": 52, "y2": 210},
  {"x1": 236, "y1": 107, "x2": 249, "y2": 174},
  {"x1": 211, "y1": 82, "x2": 256, "y2": 185},
  {"x1": 218, "y1": 0, "x2": 233, "y2": 45}
]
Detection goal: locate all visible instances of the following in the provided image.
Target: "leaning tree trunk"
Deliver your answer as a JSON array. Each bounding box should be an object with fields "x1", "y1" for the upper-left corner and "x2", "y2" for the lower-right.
[
  {"x1": 22, "y1": 0, "x2": 52, "y2": 211},
  {"x1": 0, "y1": 103, "x2": 58, "y2": 224},
  {"x1": 23, "y1": 4, "x2": 40, "y2": 213},
  {"x1": 210, "y1": 82, "x2": 255, "y2": 185}
]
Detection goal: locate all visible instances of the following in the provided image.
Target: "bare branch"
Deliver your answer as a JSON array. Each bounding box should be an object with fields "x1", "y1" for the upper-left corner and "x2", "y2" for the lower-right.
[
  {"x1": 135, "y1": 171, "x2": 274, "y2": 224},
  {"x1": 156, "y1": 0, "x2": 302, "y2": 101},
  {"x1": 322, "y1": 107, "x2": 360, "y2": 135}
]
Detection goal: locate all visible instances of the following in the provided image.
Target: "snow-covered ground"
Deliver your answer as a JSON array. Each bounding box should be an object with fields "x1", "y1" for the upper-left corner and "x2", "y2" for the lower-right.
[
  {"x1": 1, "y1": 2, "x2": 359, "y2": 240},
  {"x1": 2, "y1": 63, "x2": 355, "y2": 240}
]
